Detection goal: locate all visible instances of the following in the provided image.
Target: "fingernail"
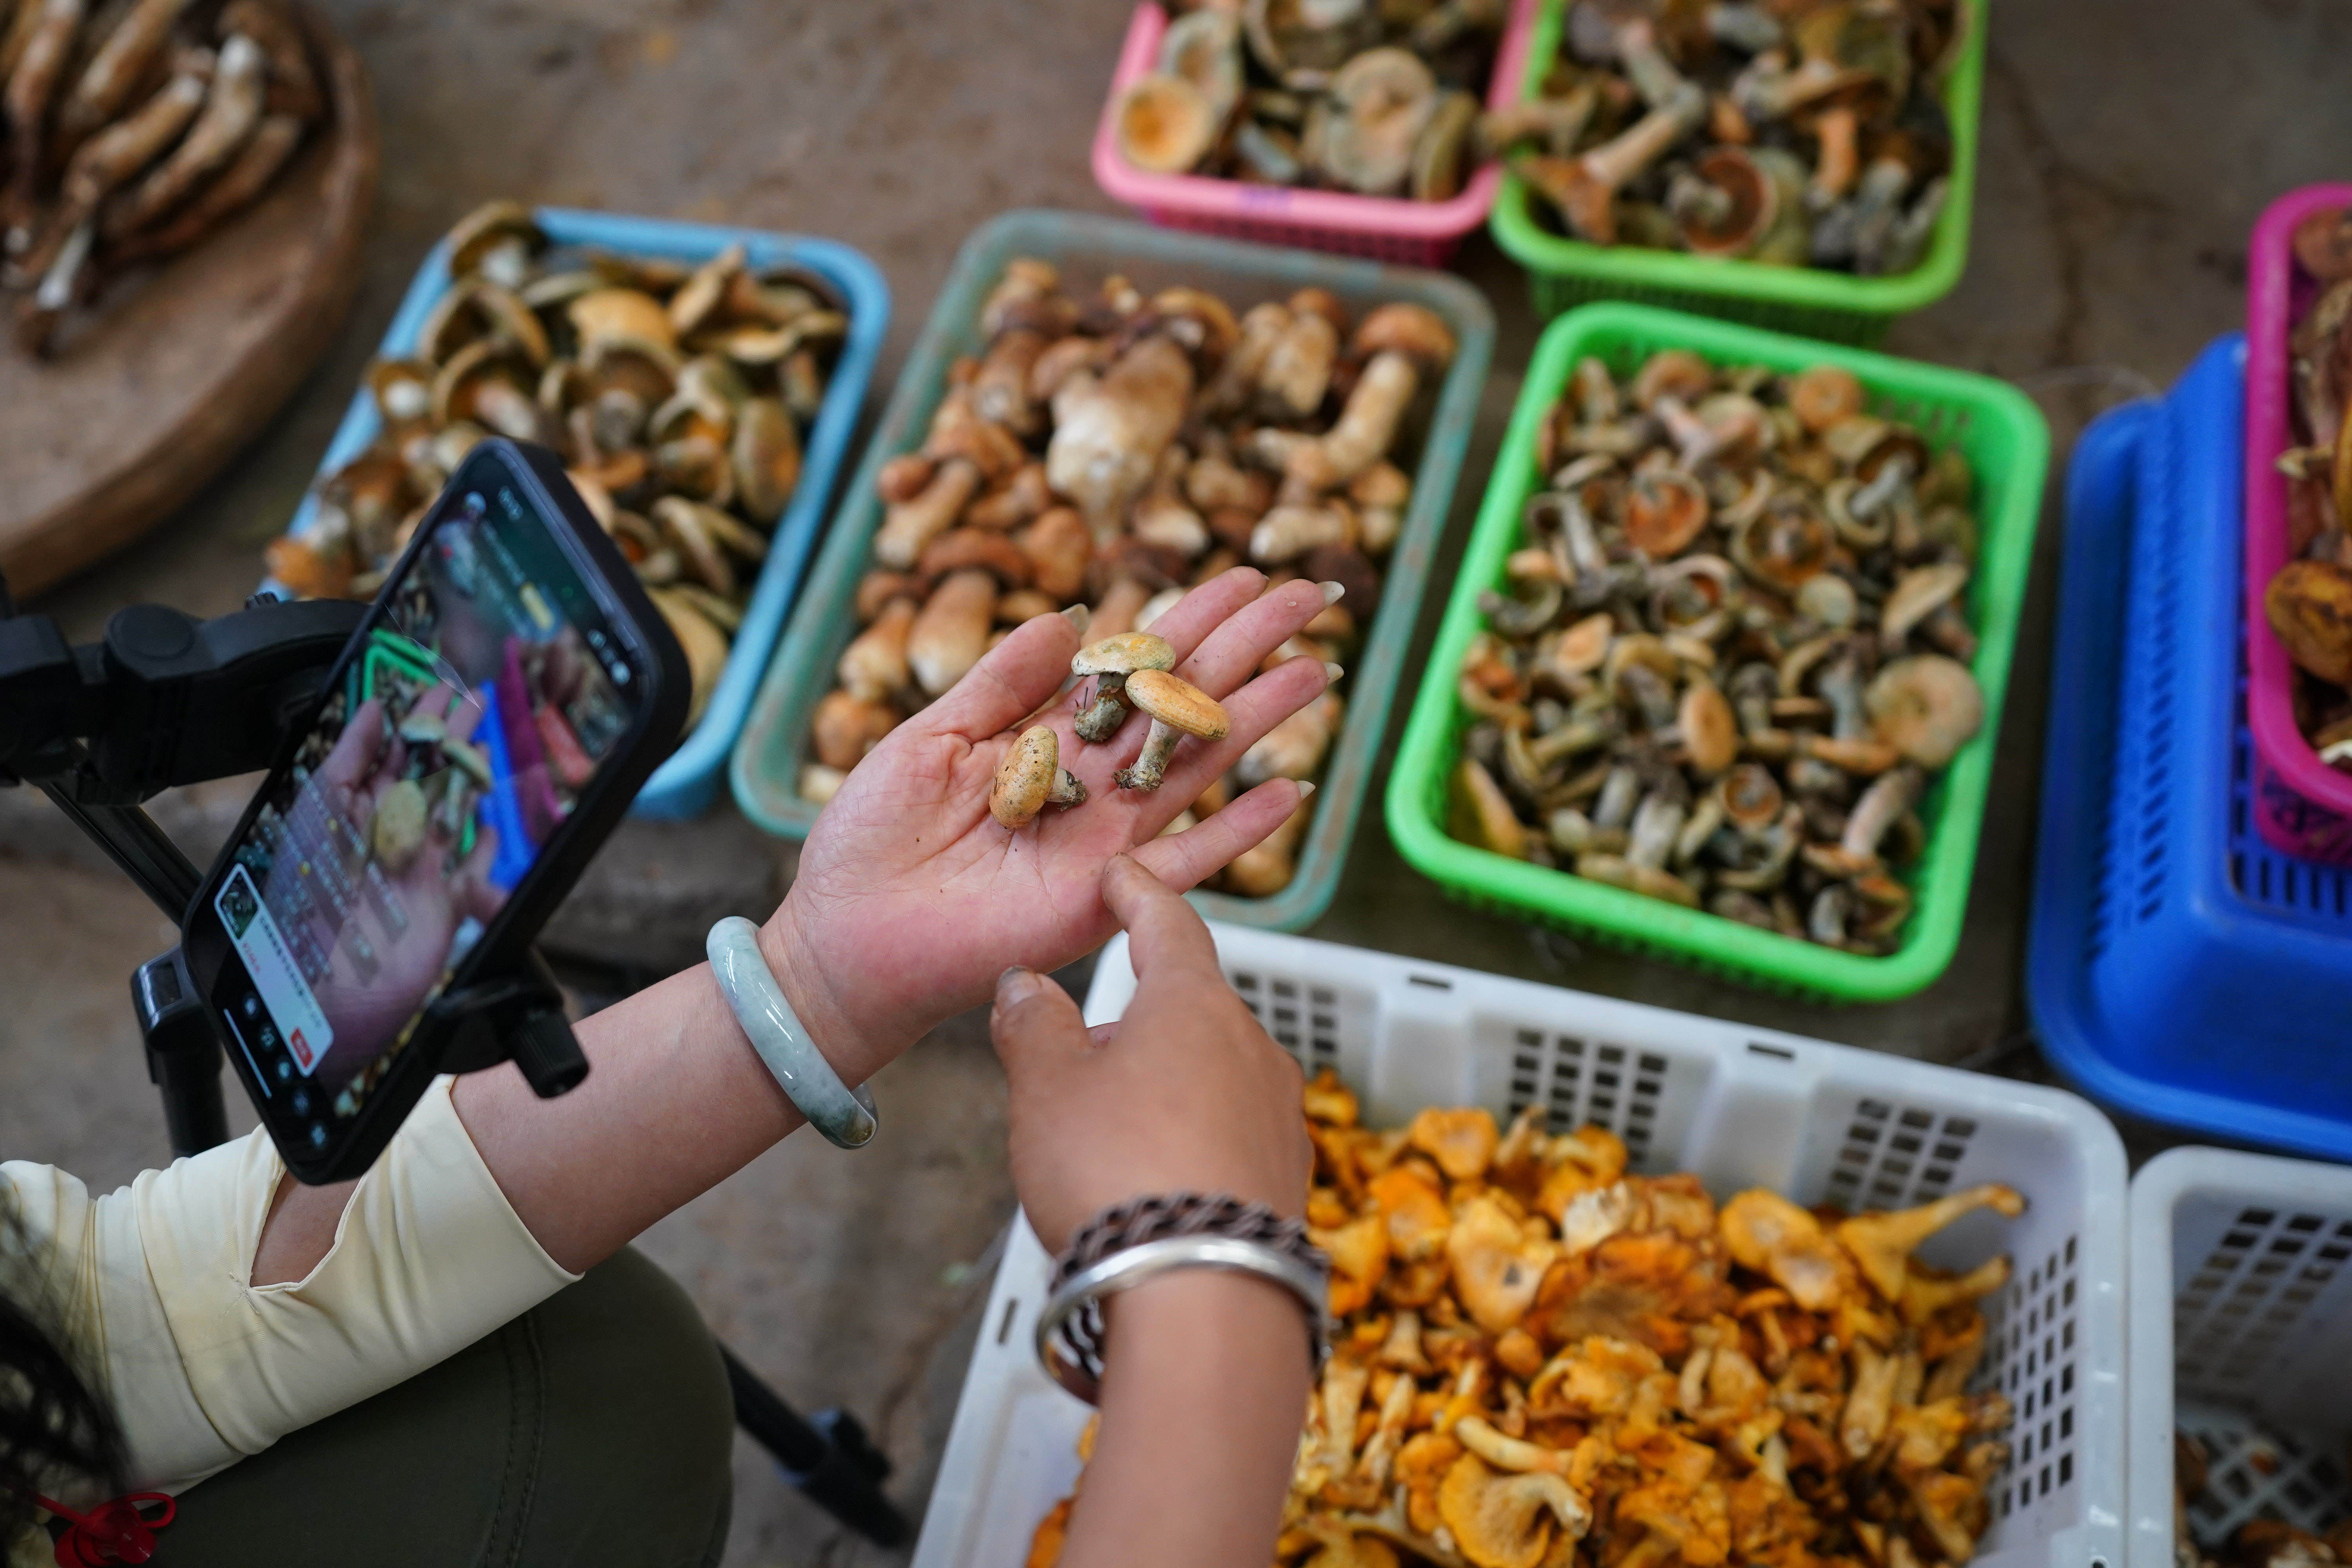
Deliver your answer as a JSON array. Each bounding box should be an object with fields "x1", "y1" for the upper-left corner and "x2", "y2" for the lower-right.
[
  {"x1": 1323, "y1": 661, "x2": 1345, "y2": 683},
  {"x1": 1318, "y1": 580, "x2": 1345, "y2": 605},
  {"x1": 1297, "y1": 780, "x2": 1317, "y2": 800},
  {"x1": 996, "y1": 966, "x2": 1042, "y2": 1007},
  {"x1": 1060, "y1": 604, "x2": 1091, "y2": 633}
]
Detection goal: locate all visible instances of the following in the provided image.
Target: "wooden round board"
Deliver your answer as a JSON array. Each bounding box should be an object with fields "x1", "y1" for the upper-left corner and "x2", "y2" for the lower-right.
[{"x1": 0, "y1": 5, "x2": 378, "y2": 599}]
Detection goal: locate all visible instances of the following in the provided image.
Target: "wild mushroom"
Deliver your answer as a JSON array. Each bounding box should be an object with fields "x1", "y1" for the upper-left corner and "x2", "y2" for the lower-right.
[
  {"x1": 1409, "y1": 1105, "x2": 1498, "y2": 1181},
  {"x1": 1307, "y1": 303, "x2": 1458, "y2": 483},
  {"x1": 1306, "y1": 47, "x2": 1438, "y2": 195},
  {"x1": 2265, "y1": 559, "x2": 2352, "y2": 686},
  {"x1": 1513, "y1": 81, "x2": 1706, "y2": 245},
  {"x1": 1047, "y1": 329, "x2": 1198, "y2": 539},
  {"x1": 1719, "y1": 1189, "x2": 1855, "y2": 1311},
  {"x1": 989, "y1": 724, "x2": 1087, "y2": 829},
  {"x1": 1437, "y1": 1454, "x2": 1590, "y2": 1568},
  {"x1": 1114, "y1": 72, "x2": 1221, "y2": 174},
  {"x1": 1882, "y1": 561, "x2": 1970, "y2": 648},
  {"x1": 812, "y1": 690, "x2": 896, "y2": 771},
  {"x1": 1071, "y1": 630, "x2": 1176, "y2": 742},
  {"x1": 1669, "y1": 146, "x2": 1780, "y2": 258},
  {"x1": 907, "y1": 569, "x2": 999, "y2": 696},
  {"x1": 1112, "y1": 668, "x2": 1230, "y2": 789},
  {"x1": 1864, "y1": 655, "x2": 1984, "y2": 768},
  {"x1": 1240, "y1": 689, "x2": 1343, "y2": 784},
  {"x1": 839, "y1": 596, "x2": 916, "y2": 702},
  {"x1": 1836, "y1": 1183, "x2": 2026, "y2": 1303}
]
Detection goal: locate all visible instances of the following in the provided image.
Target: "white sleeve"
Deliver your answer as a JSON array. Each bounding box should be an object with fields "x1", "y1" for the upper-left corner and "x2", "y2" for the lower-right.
[{"x1": 1, "y1": 1074, "x2": 579, "y2": 1502}]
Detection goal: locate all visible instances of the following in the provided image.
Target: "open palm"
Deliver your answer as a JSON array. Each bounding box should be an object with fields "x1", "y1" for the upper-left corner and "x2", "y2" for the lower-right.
[{"x1": 766, "y1": 568, "x2": 1334, "y2": 1083}]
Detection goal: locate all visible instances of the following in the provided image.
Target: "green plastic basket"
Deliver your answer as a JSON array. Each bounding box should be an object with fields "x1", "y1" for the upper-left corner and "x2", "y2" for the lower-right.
[
  {"x1": 731, "y1": 209, "x2": 1495, "y2": 933},
  {"x1": 1488, "y1": 0, "x2": 1985, "y2": 346},
  {"x1": 1385, "y1": 303, "x2": 2047, "y2": 1002}
]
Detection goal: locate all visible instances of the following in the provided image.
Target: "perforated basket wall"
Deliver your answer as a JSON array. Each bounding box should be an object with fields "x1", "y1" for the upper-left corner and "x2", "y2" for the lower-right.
[
  {"x1": 2125, "y1": 1149, "x2": 2352, "y2": 1568},
  {"x1": 910, "y1": 924, "x2": 2129, "y2": 1568}
]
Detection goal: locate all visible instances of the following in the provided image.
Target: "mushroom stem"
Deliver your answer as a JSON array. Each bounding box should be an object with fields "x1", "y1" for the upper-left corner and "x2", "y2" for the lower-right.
[
  {"x1": 1074, "y1": 673, "x2": 1129, "y2": 742},
  {"x1": 1114, "y1": 717, "x2": 1183, "y2": 791}
]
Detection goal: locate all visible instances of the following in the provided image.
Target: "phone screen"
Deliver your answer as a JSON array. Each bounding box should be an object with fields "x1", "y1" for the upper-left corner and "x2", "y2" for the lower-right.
[{"x1": 211, "y1": 478, "x2": 643, "y2": 1148}]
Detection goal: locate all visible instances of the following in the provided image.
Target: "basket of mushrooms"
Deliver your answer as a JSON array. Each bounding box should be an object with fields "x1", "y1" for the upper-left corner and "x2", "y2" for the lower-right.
[
  {"x1": 265, "y1": 201, "x2": 889, "y2": 819},
  {"x1": 731, "y1": 208, "x2": 1493, "y2": 931},
  {"x1": 2244, "y1": 187, "x2": 2352, "y2": 864},
  {"x1": 1090, "y1": 0, "x2": 1541, "y2": 267},
  {"x1": 1386, "y1": 302, "x2": 2045, "y2": 1002},
  {"x1": 1486, "y1": 0, "x2": 1983, "y2": 345}
]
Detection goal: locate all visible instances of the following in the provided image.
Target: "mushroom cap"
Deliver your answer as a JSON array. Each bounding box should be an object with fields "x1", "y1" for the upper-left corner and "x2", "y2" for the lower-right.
[
  {"x1": 1437, "y1": 1453, "x2": 1590, "y2": 1568},
  {"x1": 1788, "y1": 364, "x2": 1865, "y2": 433},
  {"x1": 1124, "y1": 667, "x2": 1230, "y2": 738},
  {"x1": 733, "y1": 396, "x2": 803, "y2": 524},
  {"x1": 1409, "y1": 1105, "x2": 1499, "y2": 1181},
  {"x1": 1073, "y1": 630, "x2": 1178, "y2": 678},
  {"x1": 1115, "y1": 71, "x2": 1221, "y2": 174},
  {"x1": 1156, "y1": 7, "x2": 1243, "y2": 127},
  {"x1": 1679, "y1": 678, "x2": 1739, "y2": 774},
  {"x1": 1552, "y1": 612, "x2": 1617, "y2": 677},
  {"x1": 1864, "y1": 654, "x2": 1984, "y2": 768},
  {"x1": 989, "y1": 724, "x2": 1062, "y2": 829},
  {"x1": 1677, "y1": 147, "x2": 1779, "y2": 257},
  {"x1": 446, "y1": 199, "x2": 543, "y2": 280},
  {"x1": 2294, "y1": 205, "x2": 2352, "y2": 285},
  {"x1": 1352, "y1": 301, "x2": 1457, "y2": 370},
  {"x1": 1720, "y1": 1188, "x2": 1854, "y2": 1311},
  {"x1": 1881, "y1": 561, "x2": 1970, "y2": 647},
  {"x1": 1410, "y1": 89, "x2": 1479, "y2": 203},
  {"x1": 570, "y1": 287, "x2": 679, "y2": 352},
  {"x1": 1624, "y1": 468, "x2": 1711, "y2": 557},
  {"x1": 1310, "y1": 46, "x2": 1439, "y2": 195},
  {"x1": 1718, "y1": 763, "x2": 1784, "y2": 831},
  {"x1": 2265, "y1": 558, "x2": 2352, "y2": 687},
  {"x1": 1150, "y1": 285, "x2": 1241, "y2": 364},
  {"x1": 1445, "y1": 1194, "x2": 1561, "y2": 1336},
  {"x1": 1632, "y1": 349, "x2": 1715, "y2": 411}
]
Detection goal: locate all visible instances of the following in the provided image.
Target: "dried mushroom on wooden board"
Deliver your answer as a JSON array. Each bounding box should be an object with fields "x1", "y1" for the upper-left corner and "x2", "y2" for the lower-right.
[
  {"x1": 2, "y1": 0, "x2": 327, "y2": 355},
  {"x1": 2266, "y1": 203, "x2": 2352, "y2": 769},
  {"x1": 1449, "y1": 350, "x2": 1984, "y2": 954},
  {"x1": 806, "y1": 258, "x2": 1449, "y2": 900},
  {"x1": 269, "y1": 200, "x2": 848, "y2": 732},
  {"x1": 1031, "y1": 1071, "x2": 2023, "y2": 1568},
  {"x1": 1115, "y1": 0, "x2": 1503, "y2": 200},
  {"x1": 1490, "y1": 0, "x2": 1962, "y2": 273}
]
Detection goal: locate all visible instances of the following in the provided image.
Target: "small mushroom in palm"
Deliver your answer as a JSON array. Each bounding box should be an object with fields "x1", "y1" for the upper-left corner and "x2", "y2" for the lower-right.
[
  {"x1": 1112, "y1": 668, "x2": 1230, "y2": 790},
  {"x1": 989, "y1": 724, "x2": 1088, "y2": 830},
  {"x1": 1070, "y1": 630, "x2": 1177, "y2": 742}
]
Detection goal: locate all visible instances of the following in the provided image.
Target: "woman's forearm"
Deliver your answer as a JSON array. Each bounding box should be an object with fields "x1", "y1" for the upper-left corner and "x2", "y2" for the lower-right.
[
  {"x1": 257, "y1": 916, "x2": 862, "y2": 1283},
  {"x1": 1060, "y1": 1271, "x2": 1310, "y2": 1568}
]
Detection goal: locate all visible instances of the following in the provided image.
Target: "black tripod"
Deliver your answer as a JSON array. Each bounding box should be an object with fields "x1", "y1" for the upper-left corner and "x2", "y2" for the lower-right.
[{"x1": 0, "y1": 583, "x2": 907, "y2": 1546}]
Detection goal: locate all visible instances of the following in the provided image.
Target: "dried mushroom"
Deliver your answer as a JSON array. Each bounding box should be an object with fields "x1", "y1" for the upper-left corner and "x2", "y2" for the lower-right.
[
  {"x1": 1447, "y1": 348, "x2": 1986, "y2": 956},
  {"x1": 4, "y1": 0, "x2": 327, "y2": 354},
  {"x1": 1029, "y1": 1073, "x2": 2022, "y2": 1568},
  {"x1": 799, "y1": 259, "x2": 1451, "y2": 899},
  {"x1": 269, "y1": 203, "x2": 848, "y2": 734},
  {"x1": 1110, "y1": 0, "x2": 1503, "y2": 201},
  {"x1": 1490, "y1": 0, "x2": 1962, "y2": 276}
]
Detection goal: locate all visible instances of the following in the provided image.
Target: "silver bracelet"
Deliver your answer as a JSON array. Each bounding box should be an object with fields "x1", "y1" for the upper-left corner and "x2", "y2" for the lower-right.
[
  {"x1": 706, "y1": 916, "x2": 877, "y2": 1149},
  {"x1": 1034, "y1": 1194, "x2": 1330, "y2": 1406}
]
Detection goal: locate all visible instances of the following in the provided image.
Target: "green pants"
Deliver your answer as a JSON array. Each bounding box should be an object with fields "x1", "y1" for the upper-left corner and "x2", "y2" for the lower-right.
[{"x1": 154, "y1": 1248, "x2": 733, "y2": 1567}]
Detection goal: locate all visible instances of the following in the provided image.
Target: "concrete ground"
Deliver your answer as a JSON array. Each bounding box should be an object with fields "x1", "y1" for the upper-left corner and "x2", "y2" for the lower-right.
[{"x1": 0, "y1": 0, "x2": 2339, "y2": 1561}]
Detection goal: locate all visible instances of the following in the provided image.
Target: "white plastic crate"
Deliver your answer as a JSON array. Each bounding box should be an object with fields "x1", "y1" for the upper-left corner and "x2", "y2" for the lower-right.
[
  {"x1": 2127, "y1": 1149, "x2": 2352, "y2": 1568},
  {"x1": 913, "y1": 925, "x2": 2129, "y2": 1568}
]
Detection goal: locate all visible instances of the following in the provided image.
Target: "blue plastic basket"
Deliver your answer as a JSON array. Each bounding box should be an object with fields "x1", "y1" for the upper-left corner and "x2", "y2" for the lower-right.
[
  {"x1": 272, "y1": 208, "x2": 890, "y2": 819},
  {"x1": 2027, "y1": 334, "x2": 2352, "y2": 1161}
]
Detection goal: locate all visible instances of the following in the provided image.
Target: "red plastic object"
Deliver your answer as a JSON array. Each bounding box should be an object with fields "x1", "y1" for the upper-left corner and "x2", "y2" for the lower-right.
[
  {"x1": 34, "y1": 1491, "x2": 175, "y2": 1566},
  {"x1": 2245, "y1": 183, "x2": 2352, "y2": 862},
  {"x1": 1087, "y1": 0, "x2": 1535, "y2": 267}
]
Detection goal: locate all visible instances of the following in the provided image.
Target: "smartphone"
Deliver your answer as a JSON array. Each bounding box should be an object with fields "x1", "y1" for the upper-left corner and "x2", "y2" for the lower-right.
[{"x1": 183, "y1": 439, "x2": 690, "y2": 1183}]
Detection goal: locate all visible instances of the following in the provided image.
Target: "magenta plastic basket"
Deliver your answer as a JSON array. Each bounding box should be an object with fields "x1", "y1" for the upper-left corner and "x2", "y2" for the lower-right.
[
  {"x1": 2245, "y1": 183, "x2": 2352, "y2": 862},
  {"x1": 1087, "y1": 0, "x2": 1534, "y2": 267}
]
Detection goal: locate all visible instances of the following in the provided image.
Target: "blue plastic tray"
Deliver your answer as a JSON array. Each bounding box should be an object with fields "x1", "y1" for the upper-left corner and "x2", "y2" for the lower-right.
[
  {"x1": 273, "y1": 208, "x2": 890, "y2": 819},
  {"x1": 2027, "y1": 334, "x2": 2352, "y2": 1160}
]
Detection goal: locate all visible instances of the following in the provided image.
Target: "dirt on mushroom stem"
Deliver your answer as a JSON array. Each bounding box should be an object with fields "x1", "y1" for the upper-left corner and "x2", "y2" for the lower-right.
[
  {"x1": 1449, "y1": 348, "x2": 1984, "y2": 955},
  {"x1": 1025, "y1": 1075, "x2": 2021, "y2": 1568},
  {"x1": 787, "y1": 260, "x2": 1434, "y2": 896}
]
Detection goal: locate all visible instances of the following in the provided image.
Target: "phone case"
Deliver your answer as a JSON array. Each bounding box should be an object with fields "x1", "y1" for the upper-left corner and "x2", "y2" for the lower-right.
[{"x1": 183, "y1": 439, "x2": 692, "y2": 1183}]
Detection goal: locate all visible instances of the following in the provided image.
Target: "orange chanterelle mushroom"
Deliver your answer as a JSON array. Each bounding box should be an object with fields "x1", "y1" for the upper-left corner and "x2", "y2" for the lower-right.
[{"x1": 1029, "y1": 1071, "x2": 2024, "y2": 1568}]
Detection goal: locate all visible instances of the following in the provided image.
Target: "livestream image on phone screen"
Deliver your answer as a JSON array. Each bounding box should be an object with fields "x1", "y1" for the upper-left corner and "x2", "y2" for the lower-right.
[{"x1": 213, "y1": 483, "x2": 639, "y2": 1131}]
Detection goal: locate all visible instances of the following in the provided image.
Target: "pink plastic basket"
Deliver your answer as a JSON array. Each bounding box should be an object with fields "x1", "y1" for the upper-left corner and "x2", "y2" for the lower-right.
[
  {"x1": 2245, "y1": 183, "x2": 2352, "y2": 863},
  {"x1": 1088, "y1": 0, "x2": 1534, "y2": 267}
]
